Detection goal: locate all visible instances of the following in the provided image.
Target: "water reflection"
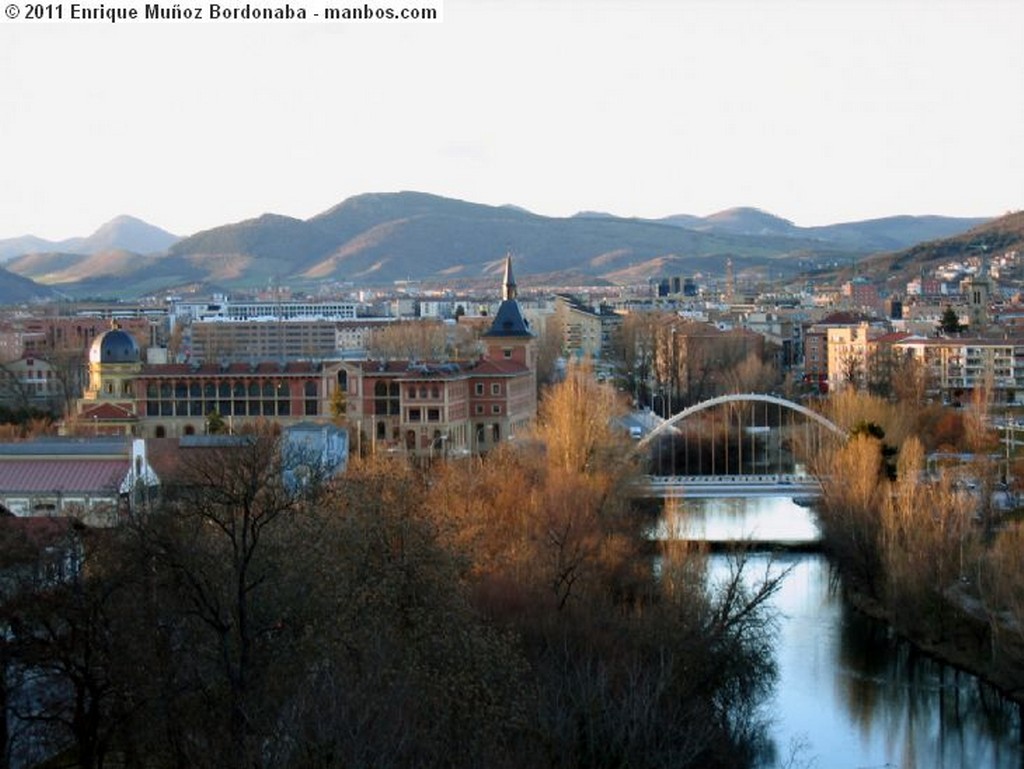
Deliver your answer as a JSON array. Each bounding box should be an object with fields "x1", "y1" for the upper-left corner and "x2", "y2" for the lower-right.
[
  {"x1": 652, "y1": 494, "x2": 821, "y2": 543},
  {"x1": 754, "y1": 554, "x2": 1023, "y2": 769},
  {"x1": 666, "y1": 497, "x2": 1023, "y2": 769}
]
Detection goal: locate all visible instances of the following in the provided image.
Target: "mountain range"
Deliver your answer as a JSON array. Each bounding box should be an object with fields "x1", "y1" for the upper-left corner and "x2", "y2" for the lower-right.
[
  {"x1": 0, "y1": 215, "x2": 179, "y2": 262},
  {"x1": 0, "y1": 193, "x2": 996, "y2": 299}
]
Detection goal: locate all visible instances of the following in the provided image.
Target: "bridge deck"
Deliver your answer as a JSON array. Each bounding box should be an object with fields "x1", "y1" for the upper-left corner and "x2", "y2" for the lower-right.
[{"x1": 638, "y1": 474, "x2": 822, "y2": 499}]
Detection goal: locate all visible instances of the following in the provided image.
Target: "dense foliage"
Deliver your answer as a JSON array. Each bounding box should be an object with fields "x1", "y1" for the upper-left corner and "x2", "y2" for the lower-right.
[
  {"x1": 812, "y1": 390, "x2": 1024, "y2": 700},
  {"x1": 1, "y1": 373, "x2": 785, "y2": 769}
]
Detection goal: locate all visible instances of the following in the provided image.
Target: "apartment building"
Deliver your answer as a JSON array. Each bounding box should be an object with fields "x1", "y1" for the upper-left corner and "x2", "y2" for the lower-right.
[{"x1": 895, "y1": 336, "x2": 1024, "y2": 405}]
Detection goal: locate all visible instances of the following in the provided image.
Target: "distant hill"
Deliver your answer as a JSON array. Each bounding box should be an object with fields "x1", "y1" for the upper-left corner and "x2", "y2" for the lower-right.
[
  {"x1": 853, "y1": 210, "x2": 1024, "y2": 285},
  {"x1": 697, "y1": 207, "x2": 798, "y2": 237},
  {"x1": 0, "y1": 216, "x2": 179, "y2": 261},
  {"x1": 0, "y1": 265, "x2": 58, "y2": 304},
  {"x1": 2, "y1": 193, "x2": 994, "y2": 296},
  {"x1": 651, "y1": 207, "x2": 989, "y2": 252}
]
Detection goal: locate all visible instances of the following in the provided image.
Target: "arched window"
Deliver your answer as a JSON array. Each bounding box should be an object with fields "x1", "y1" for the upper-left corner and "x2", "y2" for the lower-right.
[
  {"x1": 374, "y1": 381, "x2": 390, "y2": 416},
  {"x1": 406, "y1": 430, "x2": 416, "y2": 450},
  {"x1": 304, "y1": 381, "x2": 318, "y2": 416},
  {"x1": 388, "y1": 383, "x2": 401, "y2": 415},
  {"x1": 337, "y1": 369, "x2": 348, "y2": 391},
  {"x1": 155, "y1": 425, "x2": 166, "y2": 438}
]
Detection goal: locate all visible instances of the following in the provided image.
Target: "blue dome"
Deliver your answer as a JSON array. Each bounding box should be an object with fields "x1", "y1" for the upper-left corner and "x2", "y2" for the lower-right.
[{"x1": 90, "y1": 329, "x2": 140, "y2": 364}]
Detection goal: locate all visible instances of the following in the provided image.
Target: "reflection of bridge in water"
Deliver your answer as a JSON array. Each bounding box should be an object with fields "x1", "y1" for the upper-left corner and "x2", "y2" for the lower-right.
[{"x1": 634, "y1": 393, "x2": 846, "y2": 495}]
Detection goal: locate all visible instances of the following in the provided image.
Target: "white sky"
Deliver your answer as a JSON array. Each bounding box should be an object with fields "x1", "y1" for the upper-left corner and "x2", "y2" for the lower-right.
[{"x1": 1, "y1": 0, "x2": 1022, "y2": 241}]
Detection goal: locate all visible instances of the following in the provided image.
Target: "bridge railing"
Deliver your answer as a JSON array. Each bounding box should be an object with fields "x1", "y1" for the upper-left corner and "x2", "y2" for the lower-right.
[{"x1": 643, "y1": 473, "x2": 819, "y2": 486}]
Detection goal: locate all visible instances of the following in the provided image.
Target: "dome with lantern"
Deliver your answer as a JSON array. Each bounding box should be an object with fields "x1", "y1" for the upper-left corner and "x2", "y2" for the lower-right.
[{"x1": 89, "y1": 327, "x2": 140, "y2": 364}]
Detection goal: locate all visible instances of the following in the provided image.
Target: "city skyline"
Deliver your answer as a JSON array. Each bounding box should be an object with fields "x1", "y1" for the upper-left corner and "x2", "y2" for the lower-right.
[{"x1": 1, "y1": 0, "x2": 1021, "y2": 241}]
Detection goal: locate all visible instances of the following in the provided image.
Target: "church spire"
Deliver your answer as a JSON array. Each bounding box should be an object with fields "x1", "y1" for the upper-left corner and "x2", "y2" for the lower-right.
[{"x1": 502, "y1": 251, "x2": 517, "y2": 301}]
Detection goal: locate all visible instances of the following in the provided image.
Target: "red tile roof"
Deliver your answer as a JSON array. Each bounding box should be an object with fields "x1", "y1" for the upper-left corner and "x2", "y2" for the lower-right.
[
  {"x1": 470, "y1": 360, "x2": 530, "y2": 375},
  {"x1": 79, "y1": 403, "x2": 136, "y2": 420},
  {"x1": 0, "y1": 460, "x2": 129, "y2": 493},
  {"x1": 871, "y1": 332, "x2": 914, "y2": 345}
]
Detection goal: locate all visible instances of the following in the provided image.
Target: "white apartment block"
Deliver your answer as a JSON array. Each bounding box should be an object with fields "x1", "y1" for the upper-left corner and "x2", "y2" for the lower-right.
[
  {"x1": 171, "y1": 298, "x2": 357, "y2": 329},
  {"x1": 895, "y1": 336, "x2": 1024, "y2": 405}
]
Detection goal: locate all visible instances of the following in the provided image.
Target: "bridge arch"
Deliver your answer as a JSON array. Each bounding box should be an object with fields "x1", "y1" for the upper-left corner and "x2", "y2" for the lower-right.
[{"x1": 637, "y1": 393, "x2": 847, "y2": 449}]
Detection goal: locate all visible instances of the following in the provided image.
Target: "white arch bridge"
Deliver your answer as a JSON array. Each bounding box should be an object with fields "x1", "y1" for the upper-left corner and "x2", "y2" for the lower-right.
[{"x1": 632, "y1": 393, "x2": 846, "y2": 498}]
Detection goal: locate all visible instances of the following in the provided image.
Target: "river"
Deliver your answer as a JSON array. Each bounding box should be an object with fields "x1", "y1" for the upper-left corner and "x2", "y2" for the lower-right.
[{"x1": 656, "y1": 495, "x2": 1024, "y2": 769}]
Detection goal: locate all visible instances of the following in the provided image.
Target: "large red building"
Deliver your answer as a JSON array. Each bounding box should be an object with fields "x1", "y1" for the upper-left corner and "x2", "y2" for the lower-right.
[
  {"x1": 73, "y1": 257, "x2": 537, "y2": 457},
  {"x1": 334, "y1": 255, "x2": 536, "y2": 456}
]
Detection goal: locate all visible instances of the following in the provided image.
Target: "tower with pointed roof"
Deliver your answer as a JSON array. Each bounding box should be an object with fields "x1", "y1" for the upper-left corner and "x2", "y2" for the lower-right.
[
  {"x1": 482, "y1": 253, "x2": 535, "y2": 369},
  {"x1": 470, "y1": 253, "x2": 537, "y2": 447}
]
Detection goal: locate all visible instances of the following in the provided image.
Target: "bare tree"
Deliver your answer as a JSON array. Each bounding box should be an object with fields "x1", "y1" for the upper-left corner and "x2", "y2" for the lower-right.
[
  {"x1": 367, "y1": 320, "x2": 447, "y2": 361},
  {"x1": 129, "y1": 426, "x2": 320, "y2": 769}
]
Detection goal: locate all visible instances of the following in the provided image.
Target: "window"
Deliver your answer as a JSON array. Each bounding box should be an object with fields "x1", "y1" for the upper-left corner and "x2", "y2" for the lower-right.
[
  {"x1": 303, "y1": 380, "x2": 315, "y2": 415},
  {"x1": 492, "y1": 424, "x2": 500, "y2": 442},
  {"x1": 409, "y1": 387, "x2": 417, "y2": 398},
  {"x1": 475, "y1": 404, "x2": 483, "y2": 415},
  {"x1": 491, "y1": 383, "x2": 501, "y2": 396},
  {"x1": 491, "y1": 404, "x2": 501, "y2": 415},
  {"x1": 409, "y1": 408, "x2": 421, "y2": 422},
  {"x1": 475, "y1": 383, "x2": 484, "y2": 396},
  {"x1": 427, "y1": 408, "x2": 440, "y2": 422},
  {"x1": 503, "y1": 348, "x2": 512, "y2": 359}
]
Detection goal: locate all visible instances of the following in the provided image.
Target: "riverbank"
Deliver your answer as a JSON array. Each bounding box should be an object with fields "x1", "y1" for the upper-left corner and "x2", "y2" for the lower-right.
[
  {"x1": 643, "y1": 539, "x2": 824, "y2": 556},
  {"x1": 841, "y1": 577, "x2": 1024, "y2": 707}
]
